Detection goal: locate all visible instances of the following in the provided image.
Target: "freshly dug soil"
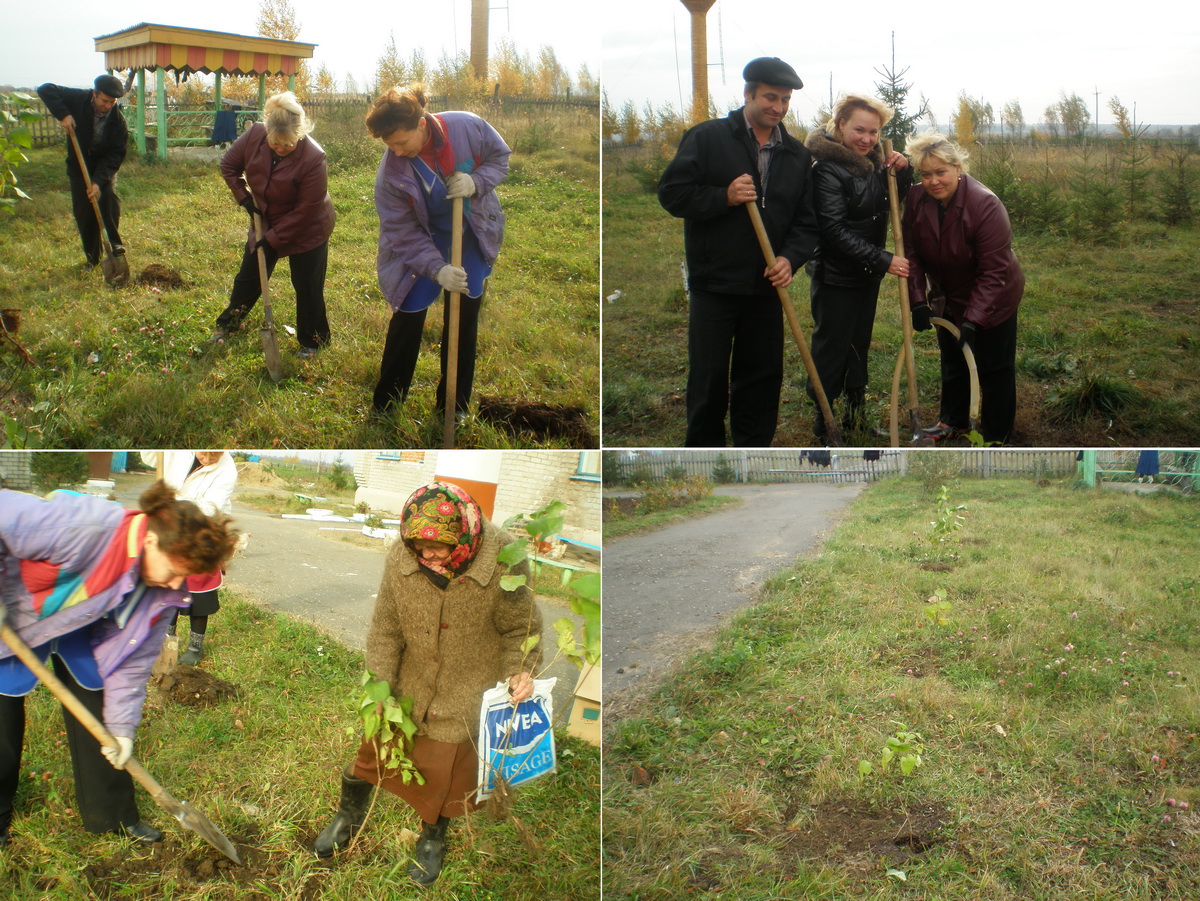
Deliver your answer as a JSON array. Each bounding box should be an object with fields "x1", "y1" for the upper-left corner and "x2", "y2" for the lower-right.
[
  {"x1": 235, "y1": 462, "x2": 289, "y2": 490},
  {"x1": 478, "y1": 397, "x2": 596, "y2": 447},
  {"x1": 152, "y1": 666, "x2": 239, "y2": 707},
  {"x1": 137, "y1": 264, "x2": 186, "y2": 289}
]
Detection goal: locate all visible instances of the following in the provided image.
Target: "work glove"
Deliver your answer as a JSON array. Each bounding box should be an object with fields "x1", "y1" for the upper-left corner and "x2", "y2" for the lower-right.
[
  {"x1": 101, "y1": 736, "x2": 134, "y2": 770},
  {"x1": 444, "y1": 172, "x2": 476, "y2": 199},
  {"x1": 436, "y1": 265, "x2": 469, "y2": 294},
  {"x1": 958, "y1": 321, "x2": 978, "y2": 353},
  {"x1": 239, "y1": 195, "x2": 261, "y2": 218},
  {"x1": 910, "y1": 303, "x2": 932, "y2": 332}
]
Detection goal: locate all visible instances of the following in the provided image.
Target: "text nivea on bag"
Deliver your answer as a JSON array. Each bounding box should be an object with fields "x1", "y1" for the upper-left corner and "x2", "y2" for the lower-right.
[{"x1": 476, "y1": 677, "x2": 558, "y2": 801}]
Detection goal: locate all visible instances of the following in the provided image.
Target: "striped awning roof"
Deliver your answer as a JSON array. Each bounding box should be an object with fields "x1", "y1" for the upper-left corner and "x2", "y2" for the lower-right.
[{"x1": 95, "y1": 22, "x2": 315, "y2": 76}]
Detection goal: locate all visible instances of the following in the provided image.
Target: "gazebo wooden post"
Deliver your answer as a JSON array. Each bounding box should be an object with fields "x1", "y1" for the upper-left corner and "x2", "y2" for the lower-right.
[
  {"x1": 135, "y1": 70, "x2": 146, "y2": 156},
  {"x1": 287, "y1": 73, "x2": 296, "y2": 92},
  {"x1": 257, "y1": 74, "x2": 266, "y2": 110},
  {"x1": 214, "y1": 71, "x2": 222, "y2": 110},
  {"x1": 155, "y1": 67, "x2": 167, "y2": 160}
]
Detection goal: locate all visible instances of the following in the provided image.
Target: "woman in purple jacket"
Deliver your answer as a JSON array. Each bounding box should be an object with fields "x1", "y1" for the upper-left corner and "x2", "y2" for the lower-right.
[
  {"x1": 213, "y1": 92, "x2": 336, "y2": 358},
  {"x1": 365, "y1": 85, "x2": 511, "y2": 419},
  {"x1": 0, "y1": 482, "x2": 238, "y2": 848},
  {"x1": 902, "y1": 133, "x2": 1024, "y2": 444}
]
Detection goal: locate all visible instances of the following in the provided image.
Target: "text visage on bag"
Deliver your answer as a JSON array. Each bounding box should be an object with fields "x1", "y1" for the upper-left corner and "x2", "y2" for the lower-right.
[{"x1": 476, "y1": 676, "x2": 557, "y2": 801}]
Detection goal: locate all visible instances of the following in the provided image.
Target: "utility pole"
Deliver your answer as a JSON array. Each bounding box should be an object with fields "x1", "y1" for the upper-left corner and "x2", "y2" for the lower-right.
[{"x1": 1093, "y1": 85, "x2": 1101, "y2": 138}]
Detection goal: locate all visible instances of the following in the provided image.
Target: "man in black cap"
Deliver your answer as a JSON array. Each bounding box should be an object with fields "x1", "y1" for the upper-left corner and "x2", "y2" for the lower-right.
[
  {"x1": 659, "y1": 56, "x2": 820, "y2": 447},
  {"x1": 37, "y1": 75, "x2": 129, "y2": 269}
]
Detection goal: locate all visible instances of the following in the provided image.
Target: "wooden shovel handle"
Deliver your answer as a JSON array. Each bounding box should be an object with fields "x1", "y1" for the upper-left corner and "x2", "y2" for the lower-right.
[
  {"x1": 883, "y1": 139, "x2": 921, "y2": 438},
  {"x1": 443, "y1": 196, "x2": 464, "y2": 449},
  {"x1": 66, "y1": 128, "x2": 111, "y2": 249}
]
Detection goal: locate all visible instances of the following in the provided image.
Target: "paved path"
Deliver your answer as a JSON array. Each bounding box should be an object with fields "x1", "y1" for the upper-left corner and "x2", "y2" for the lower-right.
[
  {"x1": 112, "y1": 472, "x2": 585, "y2": 717},
  {"x1": 603, "y1": 482, "x2": 865, "y2": 718}
]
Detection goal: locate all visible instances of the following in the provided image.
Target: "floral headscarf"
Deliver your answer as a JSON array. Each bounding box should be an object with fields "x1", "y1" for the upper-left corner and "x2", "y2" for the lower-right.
[{"x1": 400, "y1": 482, "x2": 484, "y2": 583}]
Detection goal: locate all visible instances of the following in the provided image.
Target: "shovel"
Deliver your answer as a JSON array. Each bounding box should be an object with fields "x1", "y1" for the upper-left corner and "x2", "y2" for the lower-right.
[
  {"x1": 442, "y1": 196, "x2": 465, "y2": 449},
  {"x1": 67, "y1": 127, "x2": 129, "y2": 287},
  {"x1": 744, "y1": 201, "x2": 841, "y2": 445},
  {"x1": 888, "y1": 316, "x2": 981, "y2": 445},
  {"x1": 0, "y1": 623, "x2": 241, "y2": 864},
  {"x1": 251, "y1": 207, "x2": 285, "y2": 383},
  {"x1": 883, "y1": 139, "x2": 921, "y2": 445}
]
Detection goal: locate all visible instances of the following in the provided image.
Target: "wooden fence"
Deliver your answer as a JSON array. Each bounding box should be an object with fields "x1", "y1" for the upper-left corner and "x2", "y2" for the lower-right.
[{"x1": 613, "y1": 450, "x2": 1084, "y2": 485}]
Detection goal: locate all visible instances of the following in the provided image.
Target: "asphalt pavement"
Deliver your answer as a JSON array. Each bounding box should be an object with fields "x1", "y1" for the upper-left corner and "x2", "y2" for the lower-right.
[
  {"x1": 111, "y1": 472, "x2": 585, "y2": 719},
  {"x1": 603, "y1": 481, "x2": 865, "y2": 718}
]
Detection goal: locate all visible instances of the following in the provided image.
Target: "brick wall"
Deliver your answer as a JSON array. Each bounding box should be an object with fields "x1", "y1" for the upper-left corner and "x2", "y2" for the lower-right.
[{"x1": 0, "y1": 451, "x2": 34, "y2": 491}]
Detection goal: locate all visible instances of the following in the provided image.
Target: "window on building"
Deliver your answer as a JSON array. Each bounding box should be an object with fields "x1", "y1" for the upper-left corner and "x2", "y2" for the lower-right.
[{"x1": 573, "y1": 451, "x2": 600, "y2": 481}]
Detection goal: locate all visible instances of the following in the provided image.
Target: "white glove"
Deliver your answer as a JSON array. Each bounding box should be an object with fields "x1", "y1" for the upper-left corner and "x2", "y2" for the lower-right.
[
  {"x1": 436, "y1": 265, "x2": 469, "y2": 294},
  {"x1": 444, "y1": 172, "x2": 476, "y2": 199},
  {"x1": 101, "y1": 736, "x2": 134, "y2": 770}
]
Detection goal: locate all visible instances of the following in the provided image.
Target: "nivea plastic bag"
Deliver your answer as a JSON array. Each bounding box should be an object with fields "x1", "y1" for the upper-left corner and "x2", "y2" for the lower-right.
[{"x1": 476, "y1": 676, "x2": 557, "y2": 801}]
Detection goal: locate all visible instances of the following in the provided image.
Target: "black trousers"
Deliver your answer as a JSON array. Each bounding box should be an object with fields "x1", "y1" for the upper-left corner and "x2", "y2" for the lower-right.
[
  {"x1": 374, "y1": 290, "x2": 483, "y2": 414},
  {"x1": 68, "y1": 170, "x2": 122, "y2": 266},
  {"x1": 685, "y1": 289, "x2": 783, "y2": 447},
  {"x1": 216, "y1": 239, "x2": 331, "y2": 349},
  {"x1": 807, "y1": 278, "x2": 882, "y2": 405},
  {"x1": 936, "y1": 311, "x2": 1019, "y2": 444},
  {"x1": 0, "y1": 655, "x2": 140, "y2": 835}
]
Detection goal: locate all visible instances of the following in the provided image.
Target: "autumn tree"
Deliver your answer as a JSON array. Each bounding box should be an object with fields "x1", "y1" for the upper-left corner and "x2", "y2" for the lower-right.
[
  {"x1": 1042, "y1": 103, "x2": 1060, "y2": 139},
  {"x1": 375, "y1": 32, "x2": 406, "y2": 94},
  {"x1": 257, "y1": 0, "x2": 309, "y2": 98},
  {"x1": 1108, "y1": 96, "x2": 1136, "y2": 138},
  {"x1": 952, "y1": 93, "x2": 977, "y2": 144},
  {"x1": 1001, "y1": 100, "x2": 1024, "y2": 138},
  {"x1": 1056, "y1": 91, "x2": 1090, "y2": 138},
  {"x1": 619, "y1": 99, "x2": 642, "y2": 144},
  {"x1": 313, "y1": 63, "x2": 337, "y2": 97},
  {"x1": 492, "y1": 35, "x2": 530, "y2": 97},
  {"x1": 576, "y1": 64, "x2": 598, "y2": 98},
  {"x1": 533, "y1": 46, "x2": 570, "y2": 98}
]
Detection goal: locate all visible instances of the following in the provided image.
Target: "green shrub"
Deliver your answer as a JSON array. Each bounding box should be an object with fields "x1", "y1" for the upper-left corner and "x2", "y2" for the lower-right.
[{"x1": 31, "y1": 451, "x2": 87, "y2": 493}]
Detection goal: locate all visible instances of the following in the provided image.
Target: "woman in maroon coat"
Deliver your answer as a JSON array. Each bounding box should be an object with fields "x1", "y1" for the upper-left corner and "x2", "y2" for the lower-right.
[
  {"x1": 212, "y1": 92, "x2": 335, "y2": 358},
  {"x1": 902, "y1": 133, "x2": 1024, "y2": 444}
]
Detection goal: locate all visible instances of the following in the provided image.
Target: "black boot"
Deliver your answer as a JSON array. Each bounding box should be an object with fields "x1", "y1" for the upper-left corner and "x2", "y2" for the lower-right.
[
  {"x1": 179, "y1": 631, "x2": 205, "y2": 666},
  {"x1": 409, "y1": 816, "x2": 450, "y2": 887},
  {"x1": 313, "y1": 771, "x2": 373, "y2": 857}
]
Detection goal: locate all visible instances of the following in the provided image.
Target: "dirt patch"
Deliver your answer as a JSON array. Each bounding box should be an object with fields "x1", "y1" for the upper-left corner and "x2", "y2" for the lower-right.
[
  {"x1": 82, "y1": 831, "x2": 324, "y2": 901},
  {"x1": 235, "y1": 462, "x2": 290, "y2": 490},
  {"x1": 137, "y1": 264, "x2": 186, "y2": 289},
  {"x1": 603, "y1": 496, "x2": 640, "y2": 521},
  {"x1": 151, "y1": 666, "x2": 239, "y2": 707},
  {"x1": 779, "y1": 797, "x2": 950, "y2": 871},
  {"x1": 919, "y1": 561, "x2": 956, "y2": 572},
  {"x1": 477, "y1": 397, "x2": 596, "y2": 447}
]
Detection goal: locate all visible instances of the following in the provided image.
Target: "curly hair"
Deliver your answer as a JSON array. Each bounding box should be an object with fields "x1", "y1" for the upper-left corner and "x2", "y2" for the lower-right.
[
  {"x1": 139, "y1": 481, "x2": 239, "y2": 574},
  {"x1": 906, "y1": 132, "x2": 971, "y2": 174},
  {"x1": 364, "y1": 83, "x2": 429, "y2": 138}
]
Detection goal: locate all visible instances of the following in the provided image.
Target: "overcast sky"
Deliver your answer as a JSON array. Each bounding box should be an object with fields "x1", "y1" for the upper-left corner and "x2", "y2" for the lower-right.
[
  {"x1": 603, "y1": 1, "x2": 1200, "y2": 131},
  {"x1": 2, "y1": 0, "x2": 599, "y2": 93}
]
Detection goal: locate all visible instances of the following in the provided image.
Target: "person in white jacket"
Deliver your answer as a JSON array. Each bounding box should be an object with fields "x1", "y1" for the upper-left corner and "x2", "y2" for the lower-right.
[{"x1": 140, "y1": 452, "x2": 238, "y2": 664}]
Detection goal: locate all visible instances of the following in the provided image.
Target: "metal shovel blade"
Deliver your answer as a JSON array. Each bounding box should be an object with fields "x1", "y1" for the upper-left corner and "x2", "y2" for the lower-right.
[
  {"x1": 174, "y1": 797, "x2": 242, "y2": 865},
  {"x1": 101, "y1": 252, "x2": 130, "y2": 287},
  {"x1": 260, "y1": 327, "x2": 284, "y2": 383}
]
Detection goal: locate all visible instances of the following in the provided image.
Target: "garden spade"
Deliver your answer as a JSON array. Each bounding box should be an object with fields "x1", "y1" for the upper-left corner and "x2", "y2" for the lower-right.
[
  {"x1": 67, "y1": 127, "x2": 129, "y2": 287},
  {"x1": 883, "y1": 139, "x2": 921, "y2": 446},
  {"x1": 251, "y1": 208, "x2": 285, "y2": 383},
  {"x1": 744, "y1": 201, "x2": 841, "y2": 445},
  {"x1": 443, "y1": 196, "x2": 465, "y2": 449},
  {"x1": 888, "y1": 317, "x2": 981, "y2": 446},
  {"x1": 0, "y1": 623, "x2": 242, "y2": 864}
]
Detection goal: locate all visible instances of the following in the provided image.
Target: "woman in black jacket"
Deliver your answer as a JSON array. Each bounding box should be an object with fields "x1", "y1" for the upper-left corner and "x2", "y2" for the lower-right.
[{"x1": 804, "y1": 95, "x2": 910, "y2": 438}]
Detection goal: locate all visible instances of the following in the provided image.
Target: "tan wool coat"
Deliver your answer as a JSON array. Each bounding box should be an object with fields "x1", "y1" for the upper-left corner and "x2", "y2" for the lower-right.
[{"x1": 364, "y1": 520, "x2": 542, "y2": 744}]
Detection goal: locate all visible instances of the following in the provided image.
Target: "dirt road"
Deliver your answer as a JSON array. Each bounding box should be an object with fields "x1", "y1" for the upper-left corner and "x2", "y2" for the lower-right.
[{"x1": 603, "y1": 482, "x2": 865, "y2": 719}]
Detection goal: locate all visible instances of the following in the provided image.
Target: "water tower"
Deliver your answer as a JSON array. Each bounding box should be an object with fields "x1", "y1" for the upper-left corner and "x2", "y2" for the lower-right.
[{"x1": 680, "y1": 0, "x2": 717, "y2": 124}]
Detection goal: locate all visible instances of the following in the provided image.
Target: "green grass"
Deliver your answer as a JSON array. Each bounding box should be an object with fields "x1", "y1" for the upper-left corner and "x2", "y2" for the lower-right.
[
  {"x1": 603, "y1": 493, "x2": 742, "y2": 541},
  {"x1": 601, "y1": 164, "x2": 1200, "y2": 447},
  {"x1": 1, "y1": 596, "x2": 599, "y2": 899},
  {"x1": 1, "y1": 104, "x2": 598, "y2": 448},
  {"x1": 603, "y1": 476, "x2": 1200, "y2": 899}
]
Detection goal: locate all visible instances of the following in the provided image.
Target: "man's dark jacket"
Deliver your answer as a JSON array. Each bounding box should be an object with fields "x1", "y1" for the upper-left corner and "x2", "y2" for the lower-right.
[
  {"x1": 36, "y1": 83, "x2": 128, "y2": 186},
  {"x1": 658, "y1": 108, "x2": 819, "y2": 296}
]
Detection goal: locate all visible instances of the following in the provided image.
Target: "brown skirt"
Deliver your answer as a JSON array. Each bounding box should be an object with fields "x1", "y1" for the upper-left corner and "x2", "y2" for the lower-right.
[{"x1": 352, "y1": 734, "x2": 484, "y2": 824}]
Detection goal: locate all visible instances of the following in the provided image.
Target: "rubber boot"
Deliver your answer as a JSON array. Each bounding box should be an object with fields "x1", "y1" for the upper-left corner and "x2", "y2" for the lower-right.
[
  {"x1": 409, "y1": 816, "x2": 450, "y2": 887},
  {"x1": 313, "y1": 771, "x2": 373, "y2": 858},
  {"x1": 179, "y1": 632, "x2": 205, "y2": 666}
]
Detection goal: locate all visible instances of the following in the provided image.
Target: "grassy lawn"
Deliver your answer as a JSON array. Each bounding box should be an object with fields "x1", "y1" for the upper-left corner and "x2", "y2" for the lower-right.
[
  {"x1": 1, "y1": 596, "x2": 600, "y2": 900},
  {"x1": 601, "y1": 166, "x2": 1200, "y2": 447},
  {"x1": 1, "y1": 104, "x2": 598, "y2": 449},
  {"x1": 602, "y1": 492, "x2": 742, "y2": 541},
  {"x1": 603, "y1": 475, "x2": 1200, "y2": 899}
]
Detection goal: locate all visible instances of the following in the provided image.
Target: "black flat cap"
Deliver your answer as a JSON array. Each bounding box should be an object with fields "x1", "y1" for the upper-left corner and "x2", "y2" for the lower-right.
[
  {"x1": 742, "y1": 57, "x2": 803, "y2": 90},
  {"x1": 94, "y1": 74, "x2": 125, "y2": 98}
]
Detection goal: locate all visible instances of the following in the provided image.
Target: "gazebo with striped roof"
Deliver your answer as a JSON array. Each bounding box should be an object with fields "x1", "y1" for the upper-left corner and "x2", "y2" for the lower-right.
[{"x1": 95, "y1": 23, "x2": 316, "y2": 158}]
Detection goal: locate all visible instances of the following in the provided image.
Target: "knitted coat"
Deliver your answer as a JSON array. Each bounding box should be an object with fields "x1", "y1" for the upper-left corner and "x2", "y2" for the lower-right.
[{"x1": 364, "y1": 520, "x2": 541, "y2": 744}]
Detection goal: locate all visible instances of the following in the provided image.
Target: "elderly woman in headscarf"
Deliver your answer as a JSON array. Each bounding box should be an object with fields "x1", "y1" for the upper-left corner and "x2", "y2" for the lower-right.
[
  {"x1": 212, "y1": 91, "x2": 335, "y2": 359},
  {"x1": 804, "y1": 94, "x2": 911, "y2": 439},
  {"x1": 0, "y1": 481, "x2": 239, "y2": 848},
  {"x1": 314, "y1": 482, "x2": 541, "y2": 887},
  {"x1": 902, "y1": 133, "x2": 1024, "y2": 444}
]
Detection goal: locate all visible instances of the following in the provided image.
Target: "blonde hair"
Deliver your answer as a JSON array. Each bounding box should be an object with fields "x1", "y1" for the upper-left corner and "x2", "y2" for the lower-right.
[
  {"x1": 263, "y1": 91, "x2": 311, "y2": 144},
  {"x1": 828, "y1": 94, "x2": 893, "y2": 141},
  {"x1": 365, "y1": 84, "x2": 429, "y2": 138},
  {"x1": 906, "y1": 132, "x2": 970, "y2": 173}
]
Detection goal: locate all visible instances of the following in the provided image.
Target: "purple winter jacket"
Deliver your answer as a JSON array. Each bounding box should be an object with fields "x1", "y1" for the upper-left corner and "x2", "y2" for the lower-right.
[
  {"x1": 0, "y1": 490, "x2": 191, "y2": 738},
  {"x1": 375, "y1": 111, "x2": 511, "y2": 312}
]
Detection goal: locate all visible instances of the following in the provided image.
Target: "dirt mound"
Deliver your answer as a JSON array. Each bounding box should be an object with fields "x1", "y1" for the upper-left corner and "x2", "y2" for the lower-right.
[
  {"x1": 152, "y1": 665, "x2": 239, "y2": 706},
  {"x1": 779, "y1": 797, "x2": 949, "y2": 870},
  {"x1": 478, "y1": 397, "x2": 596, "y2": 447},
  {"x1": 137, "y1": 264, "x2": 186, "y2": 289},
  {"x1": 236, "y1": 462, "x2": 289, "y2": 490}
]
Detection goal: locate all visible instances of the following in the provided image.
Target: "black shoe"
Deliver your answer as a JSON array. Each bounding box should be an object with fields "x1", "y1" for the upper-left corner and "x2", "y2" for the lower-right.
[
  {"x1": 297, "y1": 345, "x2": 319, "y2": 360},
  {"x1": 921, "y1": 422, "x2": 965, "y2": 441},
  {"x1": 409, "y1": 817, "x2": 449, "y2": 887},
  {"x1": 110, "y1": 244, "x2": 126, "y2": 256},
  {"x1": 118, "y1": 821, "x2": 163, "y2": 845},
  {"x1": 0, "y1": 824, "x2": 10, "y2": 848},
  {"x1": 313, "y1": 772, "x2": 373, "y2": 858}
]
